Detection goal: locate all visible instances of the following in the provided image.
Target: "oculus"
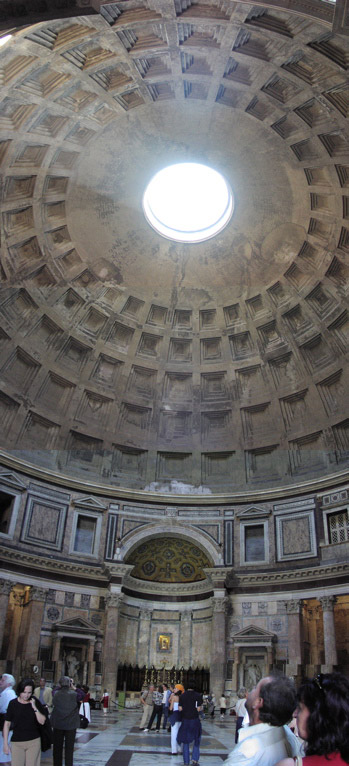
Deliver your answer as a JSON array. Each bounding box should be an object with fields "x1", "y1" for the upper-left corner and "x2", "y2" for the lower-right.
[{"x1": 142, "y1": 162, "x2": 234, "y2": 243}]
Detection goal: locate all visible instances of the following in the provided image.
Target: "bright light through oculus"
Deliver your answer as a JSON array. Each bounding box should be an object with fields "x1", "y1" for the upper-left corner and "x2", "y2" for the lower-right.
[{"x1": 143, "y1": 162, "x2": 234, "y2": 243}]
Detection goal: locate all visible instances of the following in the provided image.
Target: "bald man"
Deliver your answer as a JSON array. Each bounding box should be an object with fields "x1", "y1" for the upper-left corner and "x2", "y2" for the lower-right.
[{"x1": 225, "y1": 676, "x2": 300, "y2": 766}]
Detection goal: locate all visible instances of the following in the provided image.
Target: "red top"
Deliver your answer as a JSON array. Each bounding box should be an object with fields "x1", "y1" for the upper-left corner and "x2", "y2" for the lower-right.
[{"x1": 304, "y1": 754, "x2": 348, "y2": 766}]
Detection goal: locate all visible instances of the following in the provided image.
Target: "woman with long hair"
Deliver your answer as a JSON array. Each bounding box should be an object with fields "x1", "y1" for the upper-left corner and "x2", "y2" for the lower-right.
[
  {"x1": 3, "y1": 678, "x2": 47, "y2": 766},
  {"x1": 276, "y1": 672, "x2": 349, "y2": 766}
]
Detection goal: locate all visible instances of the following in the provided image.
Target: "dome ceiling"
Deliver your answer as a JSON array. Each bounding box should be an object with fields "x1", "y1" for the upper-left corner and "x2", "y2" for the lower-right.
[
  {"x1": 125, "y1": 537, "x2": 212, "y2": 582},
  {"x1": 0, "y1": 0, "x2": 349, "y2": 496}
]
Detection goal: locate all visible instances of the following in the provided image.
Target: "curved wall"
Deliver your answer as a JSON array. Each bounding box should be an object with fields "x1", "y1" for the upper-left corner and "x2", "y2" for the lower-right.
[
  {"x1": 0, "y1": 464, "x2": 348, "y2": 698},
  {"x1": 0, "y1": 4, "x2": 349, "y2": 493}
]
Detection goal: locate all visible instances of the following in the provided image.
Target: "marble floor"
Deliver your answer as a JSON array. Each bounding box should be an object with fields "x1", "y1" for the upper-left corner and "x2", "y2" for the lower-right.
[{"x1": 42, "y1": 709, "x2": 236, "y2": 766}]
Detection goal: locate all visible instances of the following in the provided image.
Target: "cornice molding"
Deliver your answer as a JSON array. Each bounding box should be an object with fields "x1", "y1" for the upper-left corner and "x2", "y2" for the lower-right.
[
  {"x1": 1, "y1": 454, "x2": 349, "y2": 505},
  {"x1": 0, "y1": 545, "x2": 105, "y2": 582},
  {"x1": 231, "y1": 562, "x2": 349, "y2": 588},
  {"x1": 122, "y1": 572, "x2": 213, "y2": 596}
]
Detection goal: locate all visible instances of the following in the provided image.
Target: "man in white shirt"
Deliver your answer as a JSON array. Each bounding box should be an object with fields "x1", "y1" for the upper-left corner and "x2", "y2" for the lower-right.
[{"x1": 225, "y1": 675, "x2": 300, "y2": 766}]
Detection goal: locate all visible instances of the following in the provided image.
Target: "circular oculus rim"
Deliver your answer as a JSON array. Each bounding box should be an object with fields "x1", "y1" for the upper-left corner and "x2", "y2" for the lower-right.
[{"x1": 142, "y1": 162, "x2": 234, "y2": 243}]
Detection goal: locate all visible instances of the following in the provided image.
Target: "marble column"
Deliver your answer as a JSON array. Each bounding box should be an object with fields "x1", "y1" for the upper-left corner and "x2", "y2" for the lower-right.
[
  {"x1": 22, "y1": 587, "x2": 47, "y2": 664},
  {"x1": 210, "y1": 596, "x2": 228, "y2": 700},
  {"x1": 319, "y1": 595, "x2": 338, "y2": 670},
  {"x1": 179, "y1": 610, "x2": 192, "y2": 668},
  {"x1": 52, "y1": 635, "x2": 62, "y2": 683},
  {"x1": 102, "y1": 591, "x2": 123, "y2": 698},
  {"x1": 286, "y1": 599, "x2": 304, "y2": 677},
  {"x1": 231, "y1": 646, "x2": 240, "y2": 693},
  {"x1": 0, "y1": 580, "x2": 13, "y2": 656},
  {"x1": 88, "y1": 639, "x2": 96, "y2": 686},
  {"x1": 137, "y1": 608, "x2": 152, "y2": 667},
  {"x1": 6, "y1": 590, "x2": 24, "y2": 661},
  {"x1": 266, "y1": 646, "x2": 273, "y2": 672},
  {"x1": 307, "y1": 606, "x2": 321, "y2": 668}
]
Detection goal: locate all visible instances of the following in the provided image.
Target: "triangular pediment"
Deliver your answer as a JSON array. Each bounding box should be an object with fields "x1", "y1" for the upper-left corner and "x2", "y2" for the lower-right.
[
  {"x1": 73, "y1": 495, "x2": 107, "y2": 511},
  {"x1": 235, "y1": 505, "x2": 271, "y2": 518},
  {"x1": 0, "y1": 471, "x2": 26, "y2": 491},
  {"x1": 54, "y1": 617, "x2": 99, "y2": 633},
  {"x1": 231, "y1": 624, "x2": 276, "y2": 638}
]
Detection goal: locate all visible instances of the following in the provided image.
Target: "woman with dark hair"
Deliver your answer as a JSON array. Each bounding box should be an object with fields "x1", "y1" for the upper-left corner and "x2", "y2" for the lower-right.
[
  {"x1": 51, "y1": 676, "x2": 80, "y2": 766},
  {"x1": 276, "y1": 672, "x2": 349, "y2": 766},
  {"x1": 3, "y1": 678, "x2": 47, "y2": 766}
]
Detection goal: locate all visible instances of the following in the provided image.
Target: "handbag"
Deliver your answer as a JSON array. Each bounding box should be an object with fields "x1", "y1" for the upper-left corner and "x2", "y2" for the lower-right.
[
  {"x1": 40, "y1": 715, "x2": 53, "y2": 752},
  {"x1": 79, "y1": 702, "x2": 89, "y2": 729}
]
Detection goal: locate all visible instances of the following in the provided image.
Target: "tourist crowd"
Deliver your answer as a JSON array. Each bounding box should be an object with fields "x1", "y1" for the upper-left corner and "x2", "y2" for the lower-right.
[{"x1": 1, "y1": 671, "x2": 348, "y2": 766}]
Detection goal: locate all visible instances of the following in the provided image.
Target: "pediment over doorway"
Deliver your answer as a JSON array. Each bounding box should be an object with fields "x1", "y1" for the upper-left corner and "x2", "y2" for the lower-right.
[
  {"x1": 231, "y1": 623, "x2": 276, "y2": 646},
  {"x1": 53, "y1": 616, "x2": 101, "y2": 637}
]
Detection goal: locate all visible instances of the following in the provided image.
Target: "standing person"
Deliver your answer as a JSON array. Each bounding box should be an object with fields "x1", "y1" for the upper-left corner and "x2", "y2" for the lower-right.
[
  {"x1": 0, "y1": 674, "x2": 16, "y2": 765},
  {"x1": 162, "y1": 684, "x2": 171, "y2": 731},
  {"x1": 144, "y1": 685, "x2": 163, "y2": 732},
  {"x1": 220, "y1": 694, "x2": 227, "y2": 720},
  {"x1": 3, "y1": 678, "x2": 47, "y2": 766},
  {"x1": 276, "y1": 672, "x2": 349, "y2": 766},
  {"x1": 33, "y1": 679, "x2": 52, "y2": 713},
  {"x1": 74, "y1": 685, "x2": 85, "y2": 705},
  {"x1": 169, "y1": 688, "x2": 182, "y2": 756},
  {"x1": 234, "y1": 688, "x2": 248, "y2": 743},
  {"x1": 208, "y1": 692, "x2": 216, "y2": 719},
  {"x1": 50, "y1": 676, "x2": 80, "y2": 766},
  {"x1": 177, "y1": 685, "x2": 203, "y2": 766},
  {"x1": 224, "y1": 675, "x2": 300, "y2": 766},
  {"x1": 101, "y1": 690, "x2": 109, "y2": 714},
  {"x1": 139, "y1": 685, "x2": 154, "y2": 730}
]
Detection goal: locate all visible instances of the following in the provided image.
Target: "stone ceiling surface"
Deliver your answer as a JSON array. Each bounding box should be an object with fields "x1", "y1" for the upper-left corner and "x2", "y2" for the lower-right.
[{"x1": 0, "y1": 0, "x2": 349, "y2": 496}]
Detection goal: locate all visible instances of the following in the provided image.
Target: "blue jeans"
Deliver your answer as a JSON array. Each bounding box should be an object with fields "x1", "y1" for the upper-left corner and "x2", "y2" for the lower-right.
[{"x1": 182, "y1": 741, "x2": 200, "y2": 765}]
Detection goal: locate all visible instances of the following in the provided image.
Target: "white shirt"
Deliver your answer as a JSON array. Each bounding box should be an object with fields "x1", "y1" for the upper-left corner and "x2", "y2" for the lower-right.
[
  {"x1": 0, "y1": 687, "x2": 16, "y2": 714},
  {"x1": 225, "y1": 722, "x2": 300, "y2": 766},
  {"x1": 235, "y1": 698, "x2": 247, "y2": 717}
]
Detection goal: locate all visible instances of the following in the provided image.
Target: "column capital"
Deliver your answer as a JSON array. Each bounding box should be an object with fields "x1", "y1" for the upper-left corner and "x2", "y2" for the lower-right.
[
  {"x1": 30, "y1": 586, "x2": 47, "y2": 602},
  {"x1": 181, "y1": 610, "x2": 192, "y2": 623},
  {"x1": 105, "y1": 592, "x2": 123, "y2": 609},
  {"x1": 0, "y1": 579, "x2": 13, "y2": 596},
  {"x1": 212, "y1": 596, "x2": 229, "y2": 613},
  {"x1": 319, "y1": 595, "x2": 337, "y2": 612},
  {"x1": 285, "y1": 599, "x2": 304, "y2": 614}
]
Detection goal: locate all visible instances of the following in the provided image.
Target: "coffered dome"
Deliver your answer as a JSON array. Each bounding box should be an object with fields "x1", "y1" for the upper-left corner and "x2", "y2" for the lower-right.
[{"x1": 1, "y1": 0, "x2": 349, "y2": 496}]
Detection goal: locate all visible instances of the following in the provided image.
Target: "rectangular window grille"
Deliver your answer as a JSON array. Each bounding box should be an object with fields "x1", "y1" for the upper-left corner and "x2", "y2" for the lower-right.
[{"x1": 328, "y1": 510, "x2": 349, "y2": 544}]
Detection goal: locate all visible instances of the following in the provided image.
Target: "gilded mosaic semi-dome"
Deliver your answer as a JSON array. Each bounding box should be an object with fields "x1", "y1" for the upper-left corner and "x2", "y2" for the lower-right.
[
  {"x1": 126, "y1": 537, "x2": 212, "y2": 582},
  {"x1": 1, "y1": 0, "x2": 349, "y2": 496}
]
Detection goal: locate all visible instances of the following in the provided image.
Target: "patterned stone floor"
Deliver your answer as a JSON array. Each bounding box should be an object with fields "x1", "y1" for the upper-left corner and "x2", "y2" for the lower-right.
[{"x1": 42, "y1": 708, "x2": 236, "y2": 766}]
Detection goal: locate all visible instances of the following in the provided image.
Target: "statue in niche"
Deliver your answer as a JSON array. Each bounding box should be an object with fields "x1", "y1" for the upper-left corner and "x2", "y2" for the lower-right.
[
  {"x1": 244, "y1": 661, "x2": 262, "y2": 689},
  {"x1": 65, "y1": 650, "x2": 80, "y2": 681}
]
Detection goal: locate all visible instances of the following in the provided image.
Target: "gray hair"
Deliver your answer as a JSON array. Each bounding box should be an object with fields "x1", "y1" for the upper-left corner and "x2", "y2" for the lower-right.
[
  {"x1": 238, "y1": 687, "x2": 246, "y2": 698},
  {"x1": 1, "y1": 674, "x2": 15, "y2": 688},
  {"x1": 58, "y1": 676, "x2": 71, "y2": 688}
]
